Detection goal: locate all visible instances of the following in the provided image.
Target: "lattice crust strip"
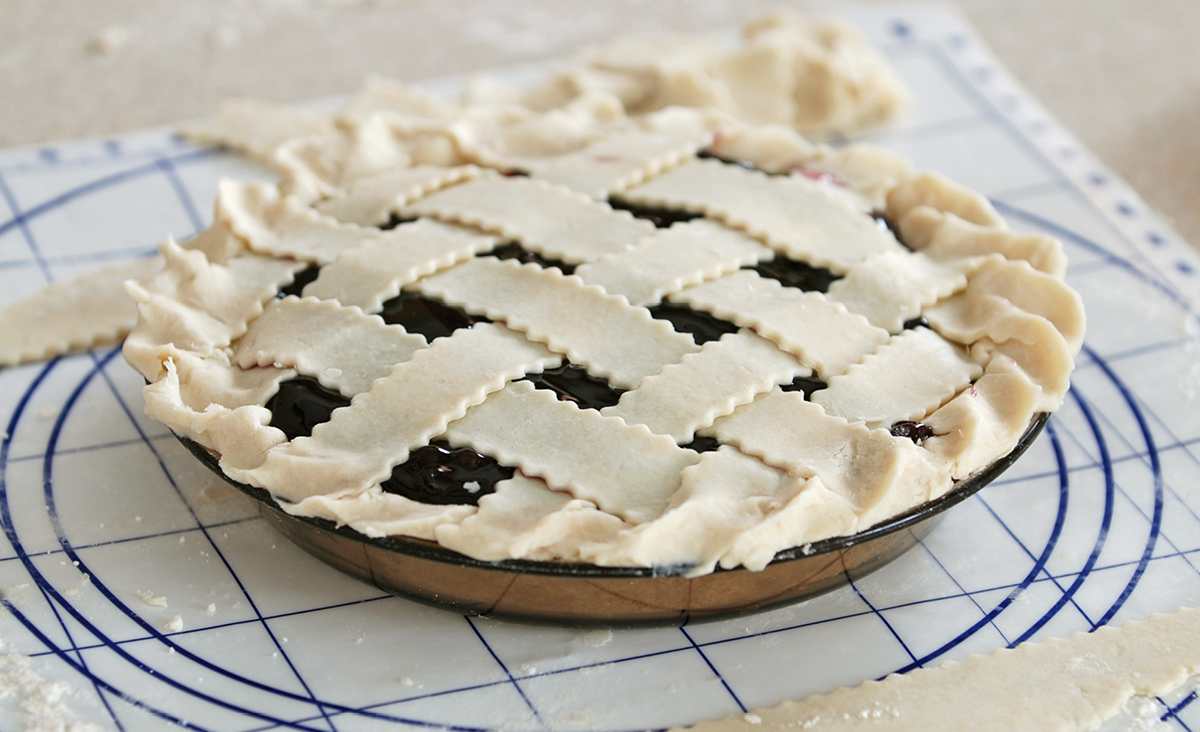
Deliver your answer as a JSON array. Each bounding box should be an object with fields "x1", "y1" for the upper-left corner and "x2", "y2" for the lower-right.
[
  {"x1": 704, "y1": 389, "x2": 949, "y2": 528},
  {"x1": 215, "y1": 180, "x2": 381, "y2": 264},
  {"x1": 826, "y1": 250, "x2": 973, "y2": 333},
  {"x1": 588, "y1": 447, "x2": 856, "y2": 576},
  {"x1": 443, "y1": 381, "x2": 699, "y2": 524},
  {"x1": 314, "y1": 165, "x2": 485, "y2": 226},
  {"x1": 617, "y1": 158, "x2": 905, "y2": 273},
  {"x1": 602, "y1": 330, "x2": 811, "y2": 444},
  {"x1": 123, "y1": 239, "x2": 304, "y2": 378},
  {"x1": 401, "y1": 176, "x2": 657, "y2": 264},
  {"x1": 525, "y1": 128, "x2": 712, "y2": 200},
  {"x1": 671, "y1": 269, "x2": 890, "y2": 379},
  {"x1": 236, "y1": 297, "x2": 428, "y2": 397},
  {"x1": 302, "y1": 219, "x2": 498, "y2": 312},
  {"x1": 811, "y1": 326, "x2": 984, "y2": 429},
  {"x1": 435, "y1": 475, "x2": 626, "y2": 563},
  {"x1": 245, "y1": 323, "x2": 563, "y2": 503},
  {"x1": 414, "y1": 257, "x2": 700, "y2": 389},
  {"x1": 573, "y1": 219, "x2": 773, "y2": 307}
]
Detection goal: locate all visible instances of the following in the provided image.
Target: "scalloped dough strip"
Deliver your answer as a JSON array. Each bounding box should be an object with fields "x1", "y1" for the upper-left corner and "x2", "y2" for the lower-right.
[
  {"x1": 235, "y1": 297, "x2": 427, "y2": 397},
  {"x1": 415, "y1": 257, "x2": 699, "y2": 389},
  {"x1": 898, "y1": 206, "x2": 1067, "y2": 276},
  {"x1": 436, "y1": 475, "x2": 626, "y2": 563},
  {"x1": 123, "y1": 240, "x2": 303, "y2": 378},
  {"x1": 526, "y1": 128, "x2": 710, "y2": 200},
  {"x1": 0, "y1": 255, "x2": 162, "y2": 367},
  {"x1": 618, "y1": 158, "x2": 903, "y2": 273},
  {"x1": 923, "y1": 356, "x2": 1043, "y2": 481},
  {"x1": 215, "y1": 180, "x2": 380, "y2": 264},
  {"x1": 574, "y1": 219, "x2": 773, "y2": 306},
  {"x1": 302, "y1": 219, "x2": 498, "y2": 312},
  {"x1": 602, "y1": 330, "x2": 810, "y2": 444},
  {"x1": 402, "y1": 176, "x2": 656, "y2": 264},
  {"x1": 285, "y1": 488, "x2": 475, "y2": 542},
  {"x1": 588, "y1": 447, "x2": 829, "y2": 576},
  {"x1": 245, "y1": 323, "x2": 562, "y2": 503},
  {"x1": 811, "y1": 327, "x2": 983, "y2": 429},
  {"x1": 679, "y1": 605, "x2": 1200, "y2": 732},
  {"x1": 672, "y1": 270, "x2": 889, "y2": 378},
  {"x1": 705, "y1": 389, "x2": 944, "y2": 525},
  {"x1": 826, "y1": 250, "x2": 971, "y2": 332},
  {"x1": 314, "y1": 165, "x2": 484, "y2": 226},
  {"x1": 443, "y1": 380, "x2": 698, "y2": 524},
  {"x1": 178, "y1": 98, "x2": 337, "y2": 163}
]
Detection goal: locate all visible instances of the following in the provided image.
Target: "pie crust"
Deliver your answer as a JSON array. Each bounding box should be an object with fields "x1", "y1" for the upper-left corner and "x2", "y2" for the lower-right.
[{"x1": 122, "y1": 61, "x2": 1084, "y2": 575}]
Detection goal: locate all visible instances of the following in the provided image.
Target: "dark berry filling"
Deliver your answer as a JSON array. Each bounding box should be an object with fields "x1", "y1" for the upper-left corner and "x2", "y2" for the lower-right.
[
  {"x1": 523, "y1": 362, "x2": 625, "y2": 410},
  {"x1": 380, "y1": 441, "x2": 513, "y2": 506},
  {"x1": 781, "y1": 375, "x2": 827, "y2": 400},
  {"x1": 487, "y1": 242, "x2": 576, "y2": 275},
  {"x1": 648, "y1": 302, "x2": 740, "y2": 346},
  {"x1": 379, "y1": 292, "x2": 489, "y2": 341},
  {"x1": 278, "y1": 264, "x2": 322, "y2": 299},
  {"x1": 266, "y1": 376, "x2": 351, "y2": 439},
  {"x1": 696, "y1": 149, "x2": 756, "y2": 171},
  {"x1": 607, "y1": 198, "x2": 703, "y2": 229},
  {"x1": 890, "y1": 420, "x2": 934, "y2": 445},
  {"x1": 903, "y1": 316, "x2": 931, "y2": 331},
  {"x1": 750, "y1": 257, "x2": 840, "y2": 293},
  {"x1": 681, "y1": 435, "x2": 721, "y2": 454},
  {"x1": 381, "y1": 214, "x2": 419, "y2": 230}
]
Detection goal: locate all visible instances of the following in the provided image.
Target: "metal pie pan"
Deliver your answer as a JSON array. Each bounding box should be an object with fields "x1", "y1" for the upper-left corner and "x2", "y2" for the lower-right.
[{"x1": 179, "y1": 414, "x2": 1048, "y2": 627}]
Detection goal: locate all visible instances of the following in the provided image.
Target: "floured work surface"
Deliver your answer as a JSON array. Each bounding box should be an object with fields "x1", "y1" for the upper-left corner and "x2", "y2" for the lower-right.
[{"x1": 1, "y1": 7, "x2": 1199, "y2": 732}]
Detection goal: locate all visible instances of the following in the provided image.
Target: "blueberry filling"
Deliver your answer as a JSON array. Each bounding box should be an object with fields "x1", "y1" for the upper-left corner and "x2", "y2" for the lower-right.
[
  {"x1": 523, "y1": 362, "x2": 625, "y2": 410},
  {"x1": 648, "y1": 302, "x2": 740, "y2": 345},
  {"x1": 890, "y1": 420, "x2": 934, "y2": 444},
  {"x1": 903, "y1": 316, "x2": 931, "y2": 331},
  {"x1": 379, "y1": 292, "x2": 489, "y2": 341},
  {"x1": 380, "y1": 440, "x2": 513, "y2": 506},
  {"x1": 607, "y1": 198, "x2": 703, "y2": 229},
  {"x1": 487, "y1": 242, "x2": 576, "y2": 275},
  {"x1": 696, "y1": 149, "x2": 756, "y2": 170},
  {"x1": 381, "y1": 213, "x2": 419, "y2": 230},
  {"x1": 681, "y1": 435, "x2": 721, "y2": 454},
  {"x1": 278, "y1": 264, "x2": 322, "y2": 299},
  {"x1": 266, "y1": 378, "x2": 511, "y2": 507},
  {"x1": 749, "y1": 257, "x2": 840, "y2": 293},
  {"x1": 781, "y1": 375, "x2": 827, "y2": 400},
  {"x1": 267, "y1": 376, "x2": 351, "y2": 440}
]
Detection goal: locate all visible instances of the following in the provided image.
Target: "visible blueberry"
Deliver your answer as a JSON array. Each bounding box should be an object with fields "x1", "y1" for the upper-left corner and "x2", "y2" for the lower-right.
[
  {"x1": 379, "y1": 292, "x2": 489, "y2": 341},
  {"x1": 781, "y1": 376, "x2": 827, "y2": 400},
  {"x1": 523, "y1": 363, "x2": 626, "y2": 410},
  {"x1": 890, "y1": 421, "x2": 934, "y2": 444},
  {"x1": 266, "y1": 376, "x2": 350, "y2": 440},
  {"x1": 381, "y1": 441, "x2": 514, "y2": 506},
  {"x1": 487, "y1": 242, "x2": 575, "y2": 275},
  {"x1": 750, "y1": 257, "x2": 840, "y2": 293},
  {"x1": 278, "y1": 264, "x2": 322, "y2": 298},
  {"x1": 681, "y1": 435, "x2": 722, "y2": 454},
  {"x1": 648, "y1": 302, "x2": 740, "y2": 345},
  {"x1": 607, "y1": 198, "x2": 702, "y2": 228}
]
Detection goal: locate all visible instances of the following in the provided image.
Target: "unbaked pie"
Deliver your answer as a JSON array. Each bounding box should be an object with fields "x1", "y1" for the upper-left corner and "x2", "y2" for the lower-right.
[{"x1": 122, "y1": 80, "x2": 1084, "y2": 577}]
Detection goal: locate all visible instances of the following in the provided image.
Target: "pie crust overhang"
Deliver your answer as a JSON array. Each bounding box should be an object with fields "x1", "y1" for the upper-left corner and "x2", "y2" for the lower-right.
[{"x1": 120, "y1": 15, "x2": 1084, "y2": 579}]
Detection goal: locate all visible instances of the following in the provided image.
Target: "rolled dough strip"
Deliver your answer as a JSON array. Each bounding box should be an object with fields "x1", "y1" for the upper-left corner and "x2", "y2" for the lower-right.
[{"x1": 676, "y1": 605, "x2": 1200, "y2": 732}]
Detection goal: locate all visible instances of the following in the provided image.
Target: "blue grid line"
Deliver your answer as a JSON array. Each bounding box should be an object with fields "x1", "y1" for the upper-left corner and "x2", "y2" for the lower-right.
[
  {"x1": 463, "y1": 616, "x2": 548, "y2": 728},
  {"x1": 677, "y1": 626, "x2": 746, "y2": 713},
  {"x1": 79, "y1": 350, "x2": 343, "y2": 732},
  {"x1": 0, "y1": 169, "x2": 53, "y2": 282},
  {"x1": 911, "y1": 537, "x2": 1012, "y2": 646},
  {"x1": 846, "y1": 578, "x2": 919, "y2": 674},
  {"x1": 0, "y1": 514, "x2": 262, "y2": 564},
  {"x1": 0, "y1": 147, "x2": 222, "y2": 246},
  {"x1": 6, "y1": 432, "x2": 176, "y2": 463},
  {"x1": 154, "y1": 154, "x2": 207, "y2": 235},
  {"x1": 1163, "y1": 692, "x2": 1198, "y2": 731},
  {"x1": 0, "y1": 138, "x2": 220, "y2": 176},
  {"x1": 0, "y1": 244, "x2": 159, "y2": 272},
  {"x1": 928, "y1": 36, "x2": 1194, "y2": 302},
  {"x1": 4, "y1": 352, "x2": 501, "y2": 731}
]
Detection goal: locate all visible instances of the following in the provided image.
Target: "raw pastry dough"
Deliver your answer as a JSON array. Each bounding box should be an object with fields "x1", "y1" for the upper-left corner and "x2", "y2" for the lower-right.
[{"x1": 676, "y1": 605, "x2": 1200, "y2": 732}]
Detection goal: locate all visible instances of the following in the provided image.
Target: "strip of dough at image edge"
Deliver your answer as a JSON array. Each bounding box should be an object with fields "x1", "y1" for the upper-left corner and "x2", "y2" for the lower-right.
[{"x1": 677, "y1": 605, "x2": 1200, "y2": 732}]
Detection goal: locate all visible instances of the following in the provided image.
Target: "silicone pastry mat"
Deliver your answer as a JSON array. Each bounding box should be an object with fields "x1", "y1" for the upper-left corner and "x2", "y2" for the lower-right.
[{"x1": 2, "y1": 7, "x2": 1200, "y2": 732}]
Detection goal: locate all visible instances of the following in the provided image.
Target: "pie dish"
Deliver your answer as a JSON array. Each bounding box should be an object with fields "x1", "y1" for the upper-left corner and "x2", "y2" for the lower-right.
[{"x1": 119, "y1": 12, "x2": 1084, "y2": 619}]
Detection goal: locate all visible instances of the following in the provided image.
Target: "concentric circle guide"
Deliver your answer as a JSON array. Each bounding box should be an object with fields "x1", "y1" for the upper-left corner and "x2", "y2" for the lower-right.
[{"x1": 1, "y1": 9, "x2": 1199, "y2": 731}]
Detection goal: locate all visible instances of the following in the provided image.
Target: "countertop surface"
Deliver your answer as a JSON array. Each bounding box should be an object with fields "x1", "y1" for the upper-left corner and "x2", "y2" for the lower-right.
[{"x1": 1, "y1": 0, "x2": 1198, "y2": 249}]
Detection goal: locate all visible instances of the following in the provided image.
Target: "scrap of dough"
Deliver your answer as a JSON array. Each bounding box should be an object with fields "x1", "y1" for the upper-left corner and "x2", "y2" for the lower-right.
[
  {"x1": 0, "y1": 256, "x2": 162, "y2": 367},
  {"x1": 677, "y1": 605, "x2": 1200, "y2": 732}
]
